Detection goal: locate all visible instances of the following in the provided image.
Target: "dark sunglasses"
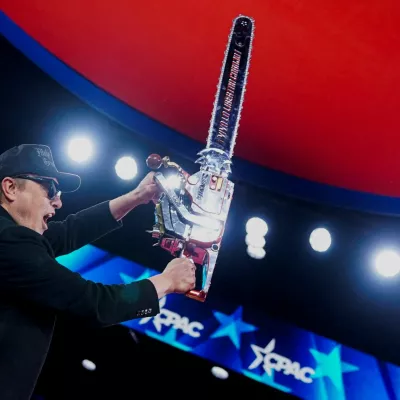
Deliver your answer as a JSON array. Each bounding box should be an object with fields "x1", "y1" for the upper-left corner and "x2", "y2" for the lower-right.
[{"x1": 14, "y1": 175, "x2": 62, "y2": 200}]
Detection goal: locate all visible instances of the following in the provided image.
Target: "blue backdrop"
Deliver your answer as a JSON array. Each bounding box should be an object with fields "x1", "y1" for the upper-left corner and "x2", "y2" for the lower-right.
[{"x1": 57, "y1": 245, "x2": 400, "y2": 399}]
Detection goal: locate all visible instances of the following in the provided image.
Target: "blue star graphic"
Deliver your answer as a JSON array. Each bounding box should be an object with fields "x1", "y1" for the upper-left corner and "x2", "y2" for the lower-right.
[
  {"x1": 210, "y1": 306, "x2": 257, "y2": 349},
  {"x1": 309, "y1": 345, "x2": 359, "y2": 393},
  {"x1": 145, "y1": 328, "x2": 192, "y2": 352},
  {"x1": 119, "y1": 270, "x2": 152, "y2": 284}
]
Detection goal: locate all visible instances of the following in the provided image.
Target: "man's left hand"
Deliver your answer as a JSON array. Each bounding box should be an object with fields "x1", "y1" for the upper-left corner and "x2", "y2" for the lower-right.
[
  {"x1": 132, "y1": 172, "x2": 162, "y2": 205},
  {"x1": 110, "y1": 172, "x2": 162, "y2": 221}
]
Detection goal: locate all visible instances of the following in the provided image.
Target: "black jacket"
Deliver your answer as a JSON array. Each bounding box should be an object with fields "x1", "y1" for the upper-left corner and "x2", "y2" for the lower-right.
[{"x1": 0, "y1": 201, "x2": 160, "y2": 399}]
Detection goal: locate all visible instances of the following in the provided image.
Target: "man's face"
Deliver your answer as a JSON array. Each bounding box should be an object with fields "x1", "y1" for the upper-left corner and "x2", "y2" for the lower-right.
[{"x1": 13, "y1": 175, "x2": 62, "y2": 235}]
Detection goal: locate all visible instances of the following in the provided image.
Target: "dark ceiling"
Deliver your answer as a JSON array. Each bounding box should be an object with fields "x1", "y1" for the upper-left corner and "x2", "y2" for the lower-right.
[{"x1": 2, "y1": 26, "x2": 400, "y2": 399}]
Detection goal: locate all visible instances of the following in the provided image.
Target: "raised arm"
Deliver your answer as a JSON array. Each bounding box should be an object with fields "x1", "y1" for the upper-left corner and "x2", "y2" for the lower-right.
[
  {"x1": 44, "y1": 201, "x2": 122, "y2": 257},
  {"x1": 44, "y1": 172, "x2": 161, "y2": 257}
]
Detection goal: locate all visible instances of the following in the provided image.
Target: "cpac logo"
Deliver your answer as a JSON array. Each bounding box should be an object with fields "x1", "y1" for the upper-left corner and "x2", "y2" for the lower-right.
[
  {"x1": 248, "y1": 339, "x2": 315, "y2": 384},
  {"x1": 138, "y1": 296, "x2": 204, "y2": 338}
]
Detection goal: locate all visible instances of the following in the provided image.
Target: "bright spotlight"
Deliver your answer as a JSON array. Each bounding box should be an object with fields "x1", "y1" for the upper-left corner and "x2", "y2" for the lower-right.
[
  {"x1": 245, "y1": 233, "x2": 266, "y2": 248},
  {"x1": 309, "y1": 228, "x2": 331, "y2": 252},
  {"x1": 247, "y1": 245, "x2": 266, "y2": 260},
  {"x1": 211, "y1": 366, "x2": 229, "y2": 380},
  {"x1": 67, "y1": 137, "x2": 93, "y2": 163},
  {"x1": 246, "y1": 217, "x2": 268, "y2": 236},
  {"x1": 82, "y1": 359, "x2": 96, "y2": 371},
  {"x1": 115, "y1": 156, "x2": 138, "y2": 180},
  {"x1": 375, "y1": 250, "x2": 400, "y2": 277}
]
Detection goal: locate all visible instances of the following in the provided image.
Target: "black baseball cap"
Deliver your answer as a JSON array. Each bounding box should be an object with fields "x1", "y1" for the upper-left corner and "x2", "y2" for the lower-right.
[{"x1": 0, "y1": 144, "x2": 81, "y2": 193}]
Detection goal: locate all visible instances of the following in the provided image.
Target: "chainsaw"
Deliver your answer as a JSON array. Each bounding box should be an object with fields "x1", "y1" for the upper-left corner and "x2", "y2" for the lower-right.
[{"x1": 146, "y1": 15, "x2": 255, "y2": 302}]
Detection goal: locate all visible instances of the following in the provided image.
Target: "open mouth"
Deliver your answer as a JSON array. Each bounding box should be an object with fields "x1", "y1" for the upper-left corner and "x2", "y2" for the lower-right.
[{"x1": 43, "y1": 213, "x2": 54, "y2": 225}]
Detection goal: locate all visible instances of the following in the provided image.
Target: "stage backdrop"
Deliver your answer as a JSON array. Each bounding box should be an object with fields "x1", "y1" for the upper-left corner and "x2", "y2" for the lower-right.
[
  {"x1": 57, "y1": 245, "x2": 400, "y2": 400},
  {"x1": 3, "y1": 5, "x2": 400, "y2": 215}
]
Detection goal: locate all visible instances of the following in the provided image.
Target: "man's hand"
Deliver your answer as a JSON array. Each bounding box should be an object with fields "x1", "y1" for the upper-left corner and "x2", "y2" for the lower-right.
[
  {"x1": 148, "y1": 258, "x2": 196, "y2": 298},
  {"x1": 109, "y1": 172, "x2": 162, "y2": 221},
  {"x1": 162, "y1": 258, "x2": 196, "y2": 294},
  {"x1": 132, "y1": 172, "x2": 162, "y2": 206}
]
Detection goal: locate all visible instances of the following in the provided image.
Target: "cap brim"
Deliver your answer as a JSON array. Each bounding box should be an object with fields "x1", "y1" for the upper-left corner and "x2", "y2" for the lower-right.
[{"x1": 55, "y1": 171, "x2": 81, "y2": 193}]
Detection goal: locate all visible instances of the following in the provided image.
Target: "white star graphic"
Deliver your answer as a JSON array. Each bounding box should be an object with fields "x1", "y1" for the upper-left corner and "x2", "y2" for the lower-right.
[{"x1": 248, "y1": 339, "x2": 276, "y2": 376}]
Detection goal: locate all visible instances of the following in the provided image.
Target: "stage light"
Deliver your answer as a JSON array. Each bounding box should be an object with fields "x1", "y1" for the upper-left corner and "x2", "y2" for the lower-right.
[
  {"x1": 375, "y1": 250, "x2": 400, "y2": 277},
  {"x1": 115, "y1": 156, "x2": 138, "y2": 180},
  {"x1": 245, "y1": 217, "x2": 267, "y2": 260},
  {"x1": 82, "y1": 359, "x2": 96, "y2": 371},
  {"x1": 309, "y1": 228, "x2": 331, "y2": 252},
  {"x1": 246, "y1": 217, "x2": 268, "y2": 236},
  {"x1": 67, "y1": 137, "x2": 93, "y2": 163},
  {"x1": 211, "y1": 366, "x2": 229, "y2": 380},
  {"x1": 245, "y1": 233, "x2": 266, "y2": 248},
  {"x1": 247, "y1": 245, "x2": 266, "y2": 260}
]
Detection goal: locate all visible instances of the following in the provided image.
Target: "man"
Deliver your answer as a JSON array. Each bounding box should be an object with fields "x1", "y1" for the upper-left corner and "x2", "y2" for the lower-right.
[{"x1": 0, "y1": 144, "x2": 195, "y2": 399}]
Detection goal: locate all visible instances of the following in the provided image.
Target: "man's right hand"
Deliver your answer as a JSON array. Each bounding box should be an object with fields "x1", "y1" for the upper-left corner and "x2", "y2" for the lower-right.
[{"x1": 148, "y1": 257, "x2": 196, "y2": 298}]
